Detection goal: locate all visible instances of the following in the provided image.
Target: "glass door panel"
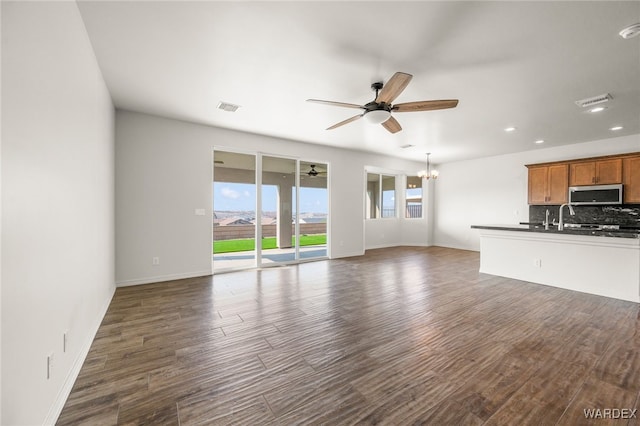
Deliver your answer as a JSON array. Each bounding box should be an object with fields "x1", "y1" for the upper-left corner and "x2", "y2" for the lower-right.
[
  {"x1": 300, "y1": 161, "x2": 328, "y2": 259},
  {"x1": 261, "y1": 156, "x2": 297, "y2": 264},
  {"x1": 212, "y1": 150, "x2": 256, "y2": 271}
]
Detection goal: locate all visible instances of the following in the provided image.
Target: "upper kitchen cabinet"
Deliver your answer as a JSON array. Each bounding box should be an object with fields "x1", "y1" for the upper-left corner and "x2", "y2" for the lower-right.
[
  {"x1": 528, "y1": 152, "x2": 639, "y2": 205},
  {"x1": 569, "y1": 158, "x2": 622, "y2": 186},
  {"x1": 527, "y1": 163, "x2": 568, "y2": 205},
  {"x1": 623, "y1": 155, "x2": 640, "y2": 203}
]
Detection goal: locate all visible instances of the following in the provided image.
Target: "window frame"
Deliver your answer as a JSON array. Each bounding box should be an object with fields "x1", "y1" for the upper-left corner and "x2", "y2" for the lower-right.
[
  {"x1": 365, "y1": 171, "x2": 397, "y2": 220},
  {"x1": 405, "y1": 175, "x2": 424, "y2": 219}
]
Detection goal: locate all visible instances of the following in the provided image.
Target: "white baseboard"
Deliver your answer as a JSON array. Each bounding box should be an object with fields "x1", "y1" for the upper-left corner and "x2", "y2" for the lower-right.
[
  {"x1": 44, "y1": 286, "x2": 116, "y2": 425},
  {"x1": 431, "y1": 241, "x2": 479, "y2": 252},
  {"x1": 330, "y1": 250, "x2": 365, "y2": 259},
  {"x1": 365, "y1": 243, "x2": 399, "y2": 250},
  {"x1": 116, "y1": 270, "x2": 212, "y2": 287}
]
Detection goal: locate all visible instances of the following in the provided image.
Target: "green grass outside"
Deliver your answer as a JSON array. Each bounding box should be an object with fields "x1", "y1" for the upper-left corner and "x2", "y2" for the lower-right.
[{"x1": 213, "y1": 234, "x2": 327, "y2": 254}]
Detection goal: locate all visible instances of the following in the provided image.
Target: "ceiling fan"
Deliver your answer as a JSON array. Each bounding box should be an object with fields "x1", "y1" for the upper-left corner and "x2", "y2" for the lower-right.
[
  {"x1": 306, "y1": 164, "x2": 326, "y2": 177},
  {"x1": 307, "y1": 72, "x2": 458, "y2": 134}
]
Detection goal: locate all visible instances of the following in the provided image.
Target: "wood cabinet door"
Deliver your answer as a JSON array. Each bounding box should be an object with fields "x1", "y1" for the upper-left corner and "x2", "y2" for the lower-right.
[
  {"x1": 595, "y1": 158, "x2": 622, "y2": 184},
  {"x1": 528, "y1": 167, "x2": 549, "y2": 204},
  {"x1": 569, "y1": 162, "x2": 596, "y2": 186},
  {"x1": 548, "y1": 164, "x2": 568, "y2": 204},
  {"x1": 623, "y1": 156, "x2": 640, "y2": 203}
]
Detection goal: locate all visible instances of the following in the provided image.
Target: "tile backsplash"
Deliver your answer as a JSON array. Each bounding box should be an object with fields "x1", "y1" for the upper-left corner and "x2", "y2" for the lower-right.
[{"x1": 530, "y1": 204, "x2": 640, "y2": 227}]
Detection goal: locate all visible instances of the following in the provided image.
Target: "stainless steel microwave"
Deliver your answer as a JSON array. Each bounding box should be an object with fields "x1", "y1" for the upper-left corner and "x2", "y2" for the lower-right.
[{"x1": 568, "y1": 184, "x2": 623, "y2": 205}]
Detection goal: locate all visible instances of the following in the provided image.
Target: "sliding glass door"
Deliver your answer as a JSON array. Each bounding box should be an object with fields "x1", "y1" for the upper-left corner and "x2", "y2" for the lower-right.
[{"x1": 213, "y1": 150, "x2": 328, "y2": 271}]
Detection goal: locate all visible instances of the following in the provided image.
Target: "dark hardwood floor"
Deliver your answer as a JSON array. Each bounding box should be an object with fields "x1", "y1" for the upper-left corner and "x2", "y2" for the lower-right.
[{"x1": 57, "y1": 246, "x2": 640, "y2": 425}]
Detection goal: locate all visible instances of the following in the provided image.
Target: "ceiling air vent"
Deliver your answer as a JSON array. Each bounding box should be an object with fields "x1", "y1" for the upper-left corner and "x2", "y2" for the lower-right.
[
  {"x1": 575, "y1": 93, "x2": 612, "y2": 108},
  {"x1": 217, "y1": 101, "x2": 240, "y2": 112}
]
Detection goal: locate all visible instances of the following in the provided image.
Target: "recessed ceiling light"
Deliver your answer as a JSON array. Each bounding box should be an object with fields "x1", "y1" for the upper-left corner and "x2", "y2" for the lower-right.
[
  {"x1": 619, "y1": 23, "x2": 640, "y2": 39},
  {"x1": 504, "y1": 127, "x2": 516, "y2": 132},
  {"x1": 589, "y1": 106, "x2": 606, "y2": 113},
  {"x1": 610, "y1": 126, "x2": 624, "y2": 131},
  {"x1": 534, "y1": 140, "x2": 545, "y2": 144}
]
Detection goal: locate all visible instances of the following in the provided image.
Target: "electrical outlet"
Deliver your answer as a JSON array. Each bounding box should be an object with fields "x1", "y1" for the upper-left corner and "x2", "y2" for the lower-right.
[
  {"x1": 47, "y1": 353, "x2": 54, "y2": 379},
  {"x1": 534, "y1": 259, "x2": 542, "y2": 268},
  {"x1": 152, "y1": 257, "x2": 160, "y2": 265}
]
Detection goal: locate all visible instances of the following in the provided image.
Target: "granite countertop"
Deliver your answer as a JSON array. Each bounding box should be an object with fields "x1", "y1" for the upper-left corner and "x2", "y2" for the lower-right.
[{"x1": 470, "y1": 223, "x2": 640, "y2": 239}]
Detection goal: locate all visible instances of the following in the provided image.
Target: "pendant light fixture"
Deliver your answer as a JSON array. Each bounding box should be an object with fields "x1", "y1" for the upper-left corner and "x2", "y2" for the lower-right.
[{"x1": 417, "y1": 153, "x2": 439, "y2": 180}]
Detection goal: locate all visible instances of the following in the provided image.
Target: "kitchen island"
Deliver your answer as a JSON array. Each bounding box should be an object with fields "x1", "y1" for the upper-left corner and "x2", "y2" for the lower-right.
[{"x1": 471, "y1": 224, "x2": 640, "y2": 303}]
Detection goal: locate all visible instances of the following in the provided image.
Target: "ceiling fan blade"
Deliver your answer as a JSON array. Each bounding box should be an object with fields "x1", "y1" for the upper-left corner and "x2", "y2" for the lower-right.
[
  {"x1": 381, "y1": 116, "x2": 402, "y2": 134},
  {"x1": 375, "y1": 72, "x2": 413, "y2": 104},
  {"x1": 327, "y1": 114, "x2": 363, "y2": 130},
  {"x1": 393, "y1": 99, "x2": 459, "y2": 112},
  {"x1": 307, "y1": 99, "x2": 365, "y2": 109}
]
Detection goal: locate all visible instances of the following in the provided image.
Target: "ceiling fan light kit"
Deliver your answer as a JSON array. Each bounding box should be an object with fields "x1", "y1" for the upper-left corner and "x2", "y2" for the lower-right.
[
  {"x1": 307, "y1": 72, "x2": 458, "y2": 134},
  {"x1": 364, "y1": 109, "x2": 392, "y2": 124}
]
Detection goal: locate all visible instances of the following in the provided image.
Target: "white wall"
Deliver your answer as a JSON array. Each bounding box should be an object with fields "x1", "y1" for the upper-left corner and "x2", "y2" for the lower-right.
[
  {"x1": 433, "y1": 134, "x2": 640, "y2": 251},
  {"x1": 115, "y1": 110, "x2": 427, "y2": 285},
  {"x1": 1, "y1": 3, "x2": 115, "y2": 425}
]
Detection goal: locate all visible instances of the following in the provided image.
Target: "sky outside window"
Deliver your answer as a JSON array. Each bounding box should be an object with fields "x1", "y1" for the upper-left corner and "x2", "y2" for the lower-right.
[{"x1": 213, "y1": 182, "x2": 327, "y2": 213}]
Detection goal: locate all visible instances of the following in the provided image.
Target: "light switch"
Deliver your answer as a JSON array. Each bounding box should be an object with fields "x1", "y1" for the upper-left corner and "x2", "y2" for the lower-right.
[{"x1": 195, "y1": 209, "x2": 206, "y2": 216}]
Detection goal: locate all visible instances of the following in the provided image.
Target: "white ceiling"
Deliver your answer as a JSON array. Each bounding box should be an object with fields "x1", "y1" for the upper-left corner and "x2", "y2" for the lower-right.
[{"x1": 77, "y1": 1, "x2": 640, "y2": 164}]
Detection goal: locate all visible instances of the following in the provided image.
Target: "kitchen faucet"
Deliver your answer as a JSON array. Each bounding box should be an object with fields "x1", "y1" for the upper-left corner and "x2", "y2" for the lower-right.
[
  {"x1": 544, "y1": 209, "x2": 550, "y2": 230},
  {"x1": 558, "y1": 203, "x2": 575, "y2": 231}
]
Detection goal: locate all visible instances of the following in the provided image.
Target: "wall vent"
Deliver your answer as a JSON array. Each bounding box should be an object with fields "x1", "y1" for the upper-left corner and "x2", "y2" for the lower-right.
[
  {"x1": 217, "y1": 101, "x2": 240, "y2": 112},
  {"x1": 575, "y1": 93, "x2": 612, "y2": 108}
]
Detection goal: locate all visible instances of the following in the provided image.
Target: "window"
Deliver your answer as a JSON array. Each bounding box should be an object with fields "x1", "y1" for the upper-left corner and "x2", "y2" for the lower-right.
[
  {"x1": 381, "y1": 175, "x2": 396, "y2": 218},
  {"x1": 405, "y1": 176, "x2": 423, "y2": 218},
  {"x1": 366, "y1": 173, "x2": 380, "y2": 219},
  {"x1": 366, "y1": 172, "x2": 396, "y2": 219}
]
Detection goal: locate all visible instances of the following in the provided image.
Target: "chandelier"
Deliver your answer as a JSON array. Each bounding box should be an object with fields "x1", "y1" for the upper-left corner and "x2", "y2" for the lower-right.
[{"x1": 417, "y1": 152, "x2": 439, "y2": 180}]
